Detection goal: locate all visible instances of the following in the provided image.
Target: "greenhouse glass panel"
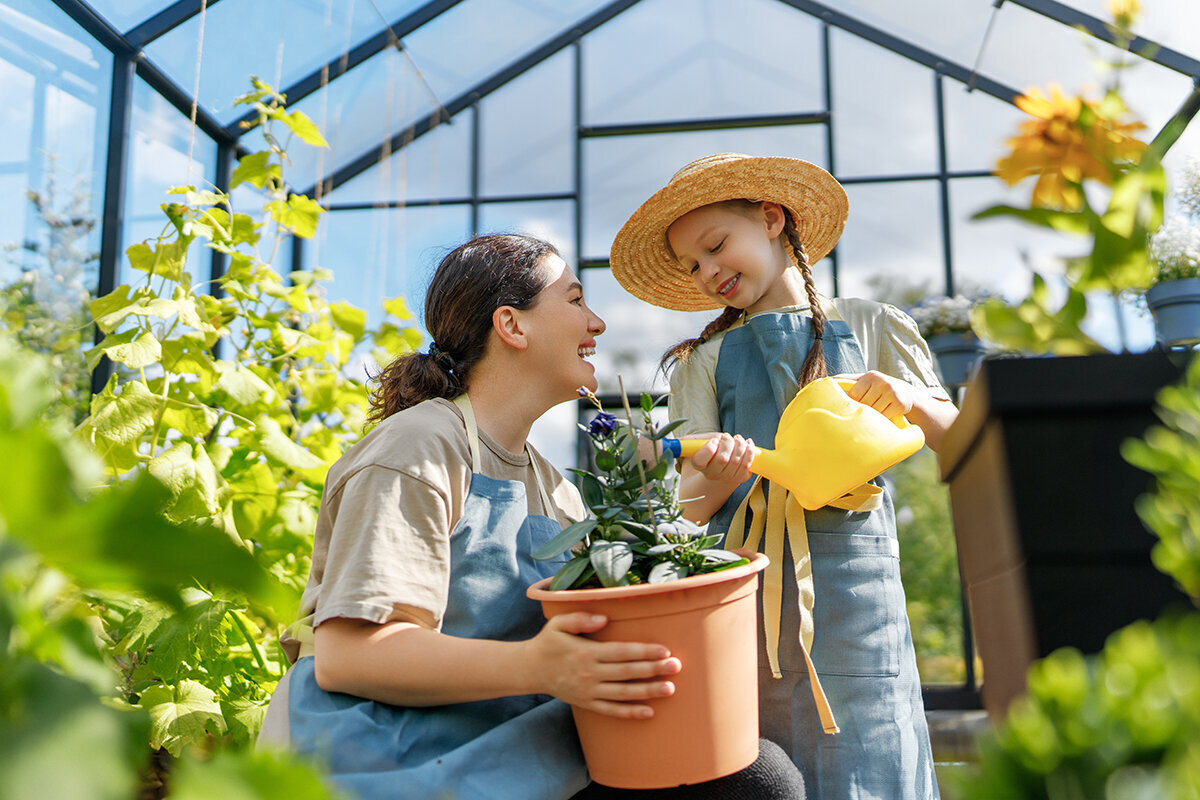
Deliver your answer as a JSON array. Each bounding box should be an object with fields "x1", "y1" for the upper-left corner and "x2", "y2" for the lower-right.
[
  {"x1": 837, "y1": 180, "x2": 942, "y2": 303},
  {"x1": 81, "y1": 0, "x2": 166, "y2": 32},
  {"x1": 815, "y1": 0, "x2": 995, "y2": 70},
  {"x1": 121, "y1": 76, "x2": 217, "y2": 291},
  {"x1": 0, "y1": 0, "x2": 110, "y2": 305},
  {"x1": 943, "y1": 79, "x2": 1024, "y2": 174},
  {"x1": 306, "y1": 204, "x2": 471, "y2": 332},
  {"x1": 144, "y1": 0, "x2": 432, "y2": 124},
  {"x1": 582, "y1": 124, "x2": 828, "y2": 261},
  {"x1": 1028, "y1": 0, "x2": 1200, "y2": 71},
  {"x1": 323, "y1": 107, "x2": 473, "y2": 206},
  {"x1": 528, "y1": 400, "x2": 579, "y2": 482},
  {"x1": 582, "y1": 0, "x2": 822, "y2": 125},
  {"x1": 831, "y1": 30, "x2": 937, "y2": 178},
  {"x1": 477, "y1": 200, "x2": 575, "y2": 267},
  {"x1": 480, "y1": 49, "x2": 572, "y2": 197}
]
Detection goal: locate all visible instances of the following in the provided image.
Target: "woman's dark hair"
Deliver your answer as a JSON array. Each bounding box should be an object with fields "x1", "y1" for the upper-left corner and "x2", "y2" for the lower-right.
[
  {"x1": 367, "y1": 234, "x2": 559, "y2": 423},
  {"x1": 660, "y1": 201, "x2": 827, "y2": 388}
]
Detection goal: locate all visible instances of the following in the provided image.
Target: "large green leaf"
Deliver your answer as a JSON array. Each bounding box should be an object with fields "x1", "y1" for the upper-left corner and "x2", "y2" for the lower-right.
[
  {"x1": 86, "y1": 380, "x2": 159, "y2": 446},
  {"x1": 141, "y1": 679, "x2": 227, "y2": 756},
  {"x1": 254, "y1": 416, "x2": 324, "y2": 470},
  {"x1": 169, "y1": 747, "x2": 345, "y2": 800},
  {"x1": 87, "y1": 329, "x2": 162, "y2": 370},
  {"x1": 230, "y1": 152, "x2": 281, "y2": 191},
  {"x1": 590, "y1": 541, "x2": 633, "y2": 587},
  {"x1": 531, "y1": 518, "x2": 597, "y2": 561}
]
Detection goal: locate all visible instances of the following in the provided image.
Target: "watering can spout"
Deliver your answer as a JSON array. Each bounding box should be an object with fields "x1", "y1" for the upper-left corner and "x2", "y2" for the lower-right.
[{"x1": 662, "y1": 377, "x2": 925, "y2": 510}]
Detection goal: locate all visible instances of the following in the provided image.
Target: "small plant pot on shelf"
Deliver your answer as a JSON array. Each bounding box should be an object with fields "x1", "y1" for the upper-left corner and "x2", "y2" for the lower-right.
[
  {"x1": 927, "y1": 332, "x2": 987, "y2": 388},
  {"x1": 1147, "y1": 277, "x2": 1200, "y2": 347},
  {"x1": 527, "y1": 552, "x2": 768, "y2": 790}
]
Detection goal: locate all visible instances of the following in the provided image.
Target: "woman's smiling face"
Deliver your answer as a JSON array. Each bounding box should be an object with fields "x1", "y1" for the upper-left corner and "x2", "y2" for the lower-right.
[{"x1": 520, "y1": 254, "x2": 606, "y2": 399}]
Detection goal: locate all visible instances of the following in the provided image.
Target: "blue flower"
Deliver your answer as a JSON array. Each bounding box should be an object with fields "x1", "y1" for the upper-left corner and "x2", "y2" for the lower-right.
[{"x1": 588, "y1": 412, "x2": 618, "y2": 438}]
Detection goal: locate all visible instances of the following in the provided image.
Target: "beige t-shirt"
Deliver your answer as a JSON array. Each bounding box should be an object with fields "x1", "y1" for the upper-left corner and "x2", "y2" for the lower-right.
[
  {"x1": 287, "y1": 397, "x2": 586, "y2": 649},
  {"x1": 668, "y1": 296, "x2": 951, "y2": 437}
]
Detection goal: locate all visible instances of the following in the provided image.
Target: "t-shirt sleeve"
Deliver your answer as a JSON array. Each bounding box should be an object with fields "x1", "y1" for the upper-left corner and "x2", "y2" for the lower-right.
[
  {"x1": 666, "y1": 342, "x2": 722, "y2": 438},
  {"x1": 313, "y1": 464, "x2": 452, "y2": 631},
  {"x1": 873, "y1": 303, "x2": 952, "y2": 401}
]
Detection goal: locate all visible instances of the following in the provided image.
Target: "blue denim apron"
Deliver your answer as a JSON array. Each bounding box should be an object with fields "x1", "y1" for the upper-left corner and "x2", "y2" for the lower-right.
[
  {"x1": 286, "y1": 397, "x2": 589, "y2": 800},
  {"x1": 709, "y1": 312, "x2": 939, "y2": 800}
]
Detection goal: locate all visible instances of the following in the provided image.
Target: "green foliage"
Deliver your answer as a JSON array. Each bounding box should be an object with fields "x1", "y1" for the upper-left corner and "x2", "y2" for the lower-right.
[
  {"x1": 1122, "y1": 355, "x2": 1200, "y2": 600},
  {"x1": 536, "y1": 390, "x2": 747, "y2": 590},
  {"x1": 888, "y1": 449, "x2": 966, "y2": 683}
]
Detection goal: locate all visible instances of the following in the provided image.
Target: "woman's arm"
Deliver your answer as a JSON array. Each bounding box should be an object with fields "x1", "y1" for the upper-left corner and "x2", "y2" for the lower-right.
[{"x1": 313, "y1": 612, "x2": 682, "y2": 720}]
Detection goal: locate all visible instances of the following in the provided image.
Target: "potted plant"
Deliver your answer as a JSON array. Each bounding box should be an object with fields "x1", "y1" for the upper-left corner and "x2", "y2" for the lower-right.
[
  {"x1": 526, "y1": 387, "x2": 767, "y2": 790},
  {"x1": 907, "y1": 293, "x2": 990, "y2": 388},
  {"x1": 1144, "y1": 157, "x2": 1200, "y2": 346},
  {"x1": 939, "y1": 4, "x2": 1194, "y2": 719}
]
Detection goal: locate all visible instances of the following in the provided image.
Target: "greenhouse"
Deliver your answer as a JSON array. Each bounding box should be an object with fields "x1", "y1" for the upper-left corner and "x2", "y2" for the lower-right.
[{"x1": 3, "y1": 0, "x2": 1200, "y2": 798}]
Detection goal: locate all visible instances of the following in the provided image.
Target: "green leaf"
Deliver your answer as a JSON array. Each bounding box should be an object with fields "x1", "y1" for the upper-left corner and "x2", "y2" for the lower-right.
[
  {"x1": 328, "y1": 301, "x2": 366, "y2": 340},
  {"x1": 640, "y1": 393, "x2": 653, "y2": 414},
  {"x1": 230, "y1": 151, "x2": 281, "y2": 190},
  {"x1": 548, "y1": 555, "x2": 591, "y2": 591},
  {"x1": 272, "y1": 109, "x2": 329, "y2": 148},
  {"x1": 700, "y1": 549, "x2": 743, "y2": 563},
  {"x1": 254, "y1": 416, "x2": 324, "y2": 470},
  {"x1": 86, "y1": 380, "x2": 159, "y2": 446},
  {"x1": 532, "y1": 518, "x2": 597, "y2": 560},
  {"x1": 577, "y1": 473, "x2": 603, "y2": 509},
  {"x1": 216, "y1": 364, "x2": 275, "y2": 407},
  {"x1": 90, "y1": 329, "x2": 163, "y2": 370},
  {"x1": 141, "y1": 679, "x2": 227, "y2": 756},
  {"x1": 383, "y1": 295, "x2": 414, "y2": 320},
  {"x1": 590, "y1": 541, "x2": 633, "y2": 587},
  {"x1": 655, "y1": 419, "x2": 687, "y2": 439},
  {"x1": 972, "y1": 204, "x2": 1091, "y2": 236},
  {"x1": 648, "y1": 561, "x2": 687, "y2": 583},
  {"x1": 168, "y1": 745, "x2": 345, "y2": 800},
  {"x1": 266, "y1": 195, "x2": 322, "y2": 239}
]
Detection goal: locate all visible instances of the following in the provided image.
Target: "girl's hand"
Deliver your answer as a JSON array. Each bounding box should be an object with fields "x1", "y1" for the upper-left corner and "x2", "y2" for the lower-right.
[
  {"x1": 837, "y1": 371, "x2": 918, "y2": 421},
  {"x1": 688, "y1": 432, "x2": 755, "y2": 485},
  {"x1": 524, "y1": 612, "x2": 682, "y2": 719}
]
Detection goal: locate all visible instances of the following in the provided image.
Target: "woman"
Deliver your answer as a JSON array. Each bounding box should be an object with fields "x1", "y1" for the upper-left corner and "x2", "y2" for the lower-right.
[{"x1": 259, "y1": 234, "x2": 804, "y2": 800}]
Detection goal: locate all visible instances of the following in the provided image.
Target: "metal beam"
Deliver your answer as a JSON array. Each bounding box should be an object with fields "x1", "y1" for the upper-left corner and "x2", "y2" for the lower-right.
[
  {"x1": 580, "y1": 111, "x2": 828, "y2": 138},
  {"x1": 303, "y1": 0, "x2": 646, "y2": 199},
  {"x1": 49, "y1": 0, "x2": 239, "y2": 149},
  {"x1": 1006, "y1": 0, "x2": 1200, "y2": 79},
  {"x1": 92, "y1": 53, "x2": 136, "y2": 394},
  {"x1": 125, "y1": 0, "x2": 224, "y2": 48},
  {"x1": 773, "y1": 0, "x2": 1022, "y2": 105},
  {"x1": 227, "y1": 0, "x2": 465, "y2": 136}
]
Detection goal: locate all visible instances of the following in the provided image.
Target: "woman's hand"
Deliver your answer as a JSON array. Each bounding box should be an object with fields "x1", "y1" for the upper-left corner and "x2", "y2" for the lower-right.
[{"x1": 524, "y1": 612, "x2": 682, "y2": 720}]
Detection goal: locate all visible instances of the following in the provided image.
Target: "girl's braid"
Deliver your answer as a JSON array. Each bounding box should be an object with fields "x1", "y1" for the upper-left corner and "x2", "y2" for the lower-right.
[
  {"x1": 783, "y1": 209, "x2": 828, "y2": 388},
  {"x1": 660, "y1": 305, "x2": 743, "y2": 370}
]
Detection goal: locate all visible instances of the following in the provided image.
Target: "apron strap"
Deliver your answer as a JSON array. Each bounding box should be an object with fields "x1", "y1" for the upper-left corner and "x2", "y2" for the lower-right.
[
  {"x1": 452, "y1": 394, "x2": 483, "y2": 473},
  {"x1": 728, "y1": 478, "x2": 840, "y2": 735}
]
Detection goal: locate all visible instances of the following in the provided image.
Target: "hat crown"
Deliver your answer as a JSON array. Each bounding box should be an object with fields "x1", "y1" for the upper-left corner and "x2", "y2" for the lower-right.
[{"x1": 669, "y1": 152, "x2": 751, "y2": 184}]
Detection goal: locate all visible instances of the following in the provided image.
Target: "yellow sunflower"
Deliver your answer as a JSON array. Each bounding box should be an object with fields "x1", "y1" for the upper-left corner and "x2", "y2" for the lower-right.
[
  {"x1": 1108, "y1": 0, "x2": 1141, "y2": 29},
  {"x1": 994, "y1": 85, "x2": 1147, "y2": 210}
]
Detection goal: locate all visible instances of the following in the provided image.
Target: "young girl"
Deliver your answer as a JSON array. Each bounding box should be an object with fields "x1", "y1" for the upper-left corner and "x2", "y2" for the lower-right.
[
  {"x1": 257, "y1": 234, "x2": 805, "y2": 800},
  {"x1": 610, "y1": 154, "x2": 959, "y2": 799}
]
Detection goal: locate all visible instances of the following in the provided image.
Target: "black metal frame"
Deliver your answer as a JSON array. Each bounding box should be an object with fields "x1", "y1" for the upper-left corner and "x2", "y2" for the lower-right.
[{"x1": 47, "y1": 0, "x2": 1200, "y2": 712}]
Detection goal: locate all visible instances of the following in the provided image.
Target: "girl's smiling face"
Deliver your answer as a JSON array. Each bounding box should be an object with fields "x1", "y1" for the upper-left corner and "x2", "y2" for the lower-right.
[{"x1": 667, "y1": 201, "x2": 806, "y2": 314}]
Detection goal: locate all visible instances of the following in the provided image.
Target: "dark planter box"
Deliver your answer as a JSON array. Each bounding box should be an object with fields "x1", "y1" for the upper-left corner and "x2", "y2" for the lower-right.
[{"x1": 937, "y1": 351, "x2": 1192, "y2": 718}]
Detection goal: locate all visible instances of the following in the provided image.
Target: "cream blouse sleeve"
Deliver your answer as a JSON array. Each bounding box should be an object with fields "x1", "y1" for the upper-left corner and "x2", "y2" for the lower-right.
[
  {"x1": 666, "y1": 338, "x2": 723, "y2": 438},
  {"x1": 834, "y1": 297, "x2": 951, "y2": 400}
]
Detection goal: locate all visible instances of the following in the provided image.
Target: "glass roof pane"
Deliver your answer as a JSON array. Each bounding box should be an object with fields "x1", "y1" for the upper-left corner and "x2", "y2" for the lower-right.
[
  {"x1": 1043, "y1": 0, "x2": 1200, "y2": 61},
  {"x1": 479, "y1": 199, "x2": 576, "y2": 265},
  {"x1": 83, "y1": 0, "x2": 169, "y2": 33},
  {"x1": 943, "y1": 81, "x2": 1023, "y2": 174},
  {"x1": 838, "y1": 181, "x2": 943, "y2": 300},
  {"x1": 582, "y1": 0, "x2": 823, "y2": 125},
  {"x1": 583, "y1": 125, "x2": 829, "y2": 261},
  {"x1": 480, "y1": 49, "x2": 573, "y2": 197},
  {"x1": 831, "y1": 30, "x2": 937, "y2": 178},
  {"x1": 818, "y1": 0, "x2": 996, "y2": 70},
  {"x1": 324, "y1": 108, "x2": 473, "y2": 206},
  {"x1": 143, "y1": 0, "x2": 432, "y2": 123}
]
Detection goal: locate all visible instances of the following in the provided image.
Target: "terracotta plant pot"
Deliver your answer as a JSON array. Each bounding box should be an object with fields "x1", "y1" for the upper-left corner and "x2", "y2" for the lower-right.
[{"x1": 526, "y1": 551, "x2": 769, "y2": 789}]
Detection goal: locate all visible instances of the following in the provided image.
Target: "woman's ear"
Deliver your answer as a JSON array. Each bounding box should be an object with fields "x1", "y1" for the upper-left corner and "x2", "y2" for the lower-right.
[
  {"x1": 492, "y1": 305, "x2": 529, "y2": 351},
  {"x1": 761, "y1": 201, "x2": 786, "y2": 240}
]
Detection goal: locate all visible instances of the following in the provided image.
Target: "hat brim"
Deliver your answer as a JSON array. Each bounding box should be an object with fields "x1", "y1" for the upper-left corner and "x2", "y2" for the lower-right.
[{"x1": 609, "y1": 156, "x2": 848, "y2": 312}]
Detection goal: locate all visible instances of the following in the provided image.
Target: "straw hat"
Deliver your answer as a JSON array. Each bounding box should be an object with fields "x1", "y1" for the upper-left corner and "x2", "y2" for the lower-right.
[{"x1": 609, "y1": 153, "x2": 849, "y2": 312}]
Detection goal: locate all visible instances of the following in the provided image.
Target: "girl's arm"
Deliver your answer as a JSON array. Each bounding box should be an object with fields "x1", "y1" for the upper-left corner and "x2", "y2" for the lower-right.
[
  {"x1": 840, "y1": 370, "x2": 959, "y2": 452},
  {"x1": 313, "y1": 612, "x2": 682, "y2": 720}
]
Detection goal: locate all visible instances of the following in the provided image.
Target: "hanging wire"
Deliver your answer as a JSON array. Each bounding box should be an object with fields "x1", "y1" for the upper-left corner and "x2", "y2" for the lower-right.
[
  {"x1": 365, "y1": 0, "x2": 449, "y2": 122},
  {"x1": 184, "y1": 0, "x2": 209, "y2": 184},
  {"x1": 967, "y1": 0, "x2": 1006, "y2": 93}
]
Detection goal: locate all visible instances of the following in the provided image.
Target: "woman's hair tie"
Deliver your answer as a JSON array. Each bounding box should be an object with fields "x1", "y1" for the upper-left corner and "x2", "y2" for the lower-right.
[{"x1": 427, "y1": 341, "x2": 458, "y2": 373}]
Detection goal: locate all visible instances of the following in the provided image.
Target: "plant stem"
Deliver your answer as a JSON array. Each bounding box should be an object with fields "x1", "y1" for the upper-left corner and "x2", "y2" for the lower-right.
[{"x1": 617, "y1": 375, "x2": 658, "y2": 537}]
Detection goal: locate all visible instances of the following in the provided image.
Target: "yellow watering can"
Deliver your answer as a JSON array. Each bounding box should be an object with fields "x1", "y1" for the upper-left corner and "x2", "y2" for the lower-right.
[{"x1": 663, "y1": 377, "x2": 925, "y2": 510}]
